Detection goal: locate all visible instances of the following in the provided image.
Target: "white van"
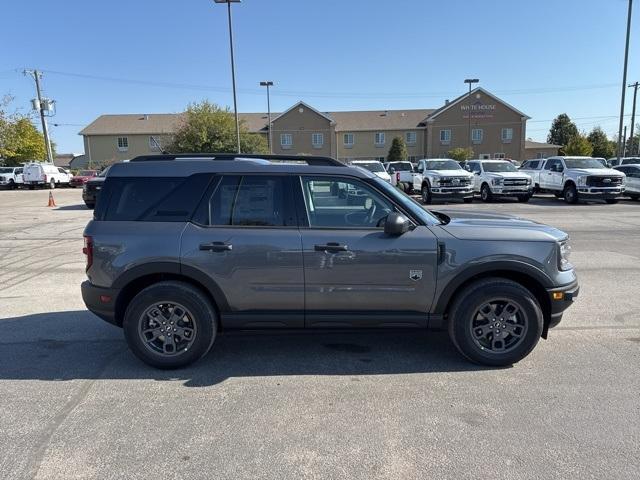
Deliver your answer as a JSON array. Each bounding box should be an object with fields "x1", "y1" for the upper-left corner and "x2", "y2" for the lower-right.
[{"x1": 23, "y1": 162, "x2": 72, "y2": 189}]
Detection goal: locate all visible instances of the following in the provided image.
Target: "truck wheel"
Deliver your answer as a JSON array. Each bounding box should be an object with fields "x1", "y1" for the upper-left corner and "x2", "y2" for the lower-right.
[
  {"x1": 404, "y1": 183, "x2": 413, "y2": 194},
  {"x1": 630, "y1": 195, "x2": 639, "y2": 201},
  {"x1": 421, "y1": 184, "x2": 432, "y2": 204},
  {"x1": 8, "y1": 179, "x2": 16, "y2": 190},
  {"x1": 480, "y1": 184, "x2": 493, "y2": 202},
  {"x1": 463, "y1": 197, "x2": 473, "y2": 203},
  {"x1": 563, "y1": 183, "x2": 578, "y2": 204},
  {"x1": 517, "y1": 194, "x2": 530, "y2": 203},
  {"x1": 123, "y1": 281, "x2": 217, "y2": 369},
  {"x1": 604, "y1": 199, "x2": 618, "y2": 204},
  {"x1": 84, "y1": 202, "x2": 95, "y2": 209},
  {"x1": 448, "y1": 278, "x2": 543, "y2": 366},
  {"x1": 49, "y1": 179, "x2": 56, "y2": 189},
  {"x1": 28, "y1": 185, "x2": 34, "y2": 190}
]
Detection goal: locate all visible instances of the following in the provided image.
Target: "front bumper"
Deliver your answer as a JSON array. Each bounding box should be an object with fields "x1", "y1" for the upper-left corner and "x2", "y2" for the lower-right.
[
  {"x1": 546, "y1": 279, "x2": 580, "y2": 330},
  {"x1": 577, "y1": 187, "x2": 624, "y2": 199},
  {"x1": 491, "y1": 187, "x2": 533, "y2": 196},
  {"x1": 82, "y1": 191, "x2": 97, "y2": 203},
  {"x1": 81, "y1": 281, "x2": 121, "y2": 327},
  {"x1": 431, "y1": 187, "x2": 474, "y2": 199}
]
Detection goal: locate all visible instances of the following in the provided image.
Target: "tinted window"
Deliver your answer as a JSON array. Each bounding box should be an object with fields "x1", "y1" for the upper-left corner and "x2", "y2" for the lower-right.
[
  {"x1": 544, "y1": 159, "x2": 560, "y2": 171},
  {"x1": 482, "y1": 162, "x2": 517, "y2": 172},
  {"x1": 100, "y1": 175, "x2": 211, "y2": 222},
  {"x1": 469, "y1": 163, "x2": 481, "y2": 173}
]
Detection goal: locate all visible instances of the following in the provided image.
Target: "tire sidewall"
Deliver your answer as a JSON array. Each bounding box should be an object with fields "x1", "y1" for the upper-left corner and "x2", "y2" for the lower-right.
[
  {"x1": 564, "y1": 183, "x2": 577, "y2": 204},
  {"x1": 421, "y1": 184, "x2": 431, "y2": 204},
  {"x1": 481, "y1": 184, "x2": 491, "y2": 202},
  {"x1": 123, "y1": 282, "x2": 217, "y2": 369},
  {"x1": 449, "y1": 281, "x2": 543, "y2": 366}
]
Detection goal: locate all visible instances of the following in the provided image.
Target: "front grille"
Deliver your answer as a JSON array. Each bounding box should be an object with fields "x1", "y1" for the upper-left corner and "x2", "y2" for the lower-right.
[
  {"x1": 439, "y1": 176, "x2": 471, "y2": 186},
  {"x1": 586, "y1": 176, "x2": 623, "y2": 187},
  {"x1": 503, "y1": 178, "x2": 529, "y2": 186},
  {"x1": 85, "y1": 184, "x2": 102, "y2": 193}
]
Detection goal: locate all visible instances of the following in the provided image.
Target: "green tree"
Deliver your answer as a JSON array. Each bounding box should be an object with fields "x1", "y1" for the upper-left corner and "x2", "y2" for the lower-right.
[
  {"x1": 625, "y1": 125, "x2": 639, "y2": 156},
  {"x1": 168, "y1": 100, "x2": 268, "y2": 154},
  {"x1": 386, "y1": 136, "x2": 408, "y2": 162},
  {"x1": 587, "y1": 127, "x2": 615, "y2": 158},
  {"x1": 0, "y1": 117, "x2": 48, "y2": 166},
  {"x1": 548, "y1": 114, "x2": 578, "y2": 153},
  {"x1": 447, "y1": 147, "x2": 474, "y2": 161},
  {"x1": 564, "y1": 133, "x2": 593, "y2": 156}
]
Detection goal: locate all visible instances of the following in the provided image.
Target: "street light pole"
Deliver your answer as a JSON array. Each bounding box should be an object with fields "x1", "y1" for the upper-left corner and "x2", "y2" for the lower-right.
[
  {"x1": 260, "y1": 81, "x2": 274, "y2": 153},
  {"x1": 214, "y1": 0, "x2": 242, "y2": 153},
  {"x1": 616, "y1": 0, "x2": 633, "y2": 160},
  {"x1": 464, "y1": 78, "x2": 479, "y2": 154}
]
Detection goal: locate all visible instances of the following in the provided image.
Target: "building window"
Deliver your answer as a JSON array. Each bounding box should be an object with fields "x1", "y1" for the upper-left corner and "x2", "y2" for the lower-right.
[
  {"x1": 374, "y1": 132, "x2": 385, "y2": 146},
  {"x1": 536, "y1": 152, "x2": 544, "y2": 159},
  {"x1": 439, "y1": 129, "x2": 451, "y2": 145},
  {"x1": 494, "y1": 153, "x2": 505, "y2": 159},
  {"x1": 376, "y1": 156, "x2": 385, "y2": 162},
  {"x1": 472, "y1": 128, "x2": 483, "y2": 144},
  {"x1": 149, "y1": 136, "x2": 160, "y2": 151},
  {"x1": 312, "y1": 133, "x2": 324, "y2": 148},
  {"x1": 117, "y1": 137, "x2": 128, "y2": 151},
  {"x1": 343, "y1": 133, "x2": 354, "y2": 147},
  {"x1": 501, "y1": 128, "x2": 513, "y2": 143},
  {"x1": 406, "y1": 132, "x2": 417, "y2": 145},
  {"x1": 280, "y1": 133, "x2": 293, "y2": 149},
  {"x1": 480, "y1": 154, "x2": 491, "y2": 160}
]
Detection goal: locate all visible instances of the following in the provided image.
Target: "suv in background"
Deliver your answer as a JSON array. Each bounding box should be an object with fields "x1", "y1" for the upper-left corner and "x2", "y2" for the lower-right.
[
  {"x1": 412, "y1": 158, "x2": 474, "y2": 204},
  {"x1": 0, "y1": 166, "x2": 24, "y2": 189},
  {"x1": 614, "y1": 164, "x2": 640, "y2": 200},
  {"x1": 384, "y1": 161, "x2": 416, "y2": 192},
  {"x1": 609, "y1": 157, "x2": 640, "y2": 167},
  {"x1": 519, "y1": 159, "x2": 547, "y2": 192},
  {"x1": 82, "y1": 166, "x2": 111, "y2": 209},
  {"x1": 466, "y1": 159, "x2": 533, "y2": 202},
  {"x1": 82, "y1": 154, "x2": 578, "y2": 369},
  {"x1": 539, "y1": 156, "x2": 625, "y2": 204}
]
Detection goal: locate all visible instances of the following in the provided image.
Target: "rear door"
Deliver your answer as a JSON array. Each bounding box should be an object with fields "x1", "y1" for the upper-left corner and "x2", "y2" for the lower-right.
[
  {"x1": 180, "y1": 174, "x2": 305, "y2": 328},
  {"x1": 296, "y1": 175, "x2": 438, "y2": 327}
]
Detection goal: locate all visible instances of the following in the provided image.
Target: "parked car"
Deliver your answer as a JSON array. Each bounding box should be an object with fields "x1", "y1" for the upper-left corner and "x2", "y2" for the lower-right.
[
  {"x1": 538, "y1": 156, "x2": 625, "y2": 204},
  {"x1": 465, "y1": 159, "x2": 533, "y2": 202},
  {"x1": 384, "y1": 161, "x2": 416, "y2": 192},
  {"x1": 81, "y1": 153, "x2": 578, "y2": 369},
  {"x1": 519, "y1": 159, "x2": 547, "y2": 192},
  {"x1": 23, "y1": 162, "x2": 72, "y2": 189},
  {"x1": 82, "y1": 167, "x2": 110, "y2": 209},
  {"x1": 412, "y1": 158, "x2": 474, "y2": 204},
  {"x1": 70, "y1": 169, "x2": 99, "y2": 188},
  {"x1": 609, "y1": 156, "x2": 640, "y2": 167},
  {"x1": 613, "y1": 164, "x2": 640, "y2": 200},
  {"x1": 349, "y1": 160, "x2": 391, "y2": 183},
  {"x1": 0, "y1": 166, "x2": 24, "y2": 189}
]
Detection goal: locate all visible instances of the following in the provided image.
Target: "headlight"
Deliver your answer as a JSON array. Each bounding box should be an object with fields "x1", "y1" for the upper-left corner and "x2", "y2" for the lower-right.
[
  {"x1": 526, "y1": 178, "x2": 532, "y2": 185},
  {"x1": 492, "y1": 178, "x2": 503, "y2": 186},
  {"x1": 558, "y1": 240, "x2": 573, "y2": 271},
  {"x1": 432, "y1": 178, "x2": 440, "y2": 186},
  {"x1": 577, "y1": 176, "x2": 587, "y2": 186}
]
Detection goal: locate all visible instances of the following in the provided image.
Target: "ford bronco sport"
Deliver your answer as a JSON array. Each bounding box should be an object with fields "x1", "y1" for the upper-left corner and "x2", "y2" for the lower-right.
[{"x1": 81, "y1": 154, "x2": 578, "y2": 369}]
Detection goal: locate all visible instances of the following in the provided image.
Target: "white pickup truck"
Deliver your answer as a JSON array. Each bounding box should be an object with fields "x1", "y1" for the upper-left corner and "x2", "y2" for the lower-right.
[
  {"x1": 0, "y1": 166, "x2": 24, "y2": 189},
  {"x1": 412, "y1": 158, "x2": 474, "y2": 203},
  {"x1": 519, "y1": 159, "x2": 547, "y2": 192},
  {"x1": 466, "y1": 159, "x2": 533, "y2": 202},
  {"x1": 537, "y1": 156, "x2": 625, "y2": 204},
  {"x1": 384, "y1": 161, "x2": 417, "y2": 192}
]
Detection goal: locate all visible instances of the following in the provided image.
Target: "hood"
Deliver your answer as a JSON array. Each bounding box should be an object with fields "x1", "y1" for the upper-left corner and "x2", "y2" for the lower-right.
[
  {"x1": 435, "y1": 210, "x2": 568, "y2": 242},
  {"x1": 373, "y1": 171, "x2": 391, "y2": 181},
  {"x1": 426, "y1": 169, "x2": 472, "y2": 177},
  {"x1": 483, "y1": 171, "x2": 531, "y2": 179},
  {"x1": 568, "y1": 168, "x2": 624, "y2": 176}
]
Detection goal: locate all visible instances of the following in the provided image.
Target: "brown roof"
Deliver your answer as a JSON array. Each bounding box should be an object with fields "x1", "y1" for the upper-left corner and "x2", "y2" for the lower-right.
[
  {"x1": 525, "y1": 140, "x2": 561, "y2": 149},
  {"x1": 329, "y1": 109, "x2": 434, "y2": 131}
]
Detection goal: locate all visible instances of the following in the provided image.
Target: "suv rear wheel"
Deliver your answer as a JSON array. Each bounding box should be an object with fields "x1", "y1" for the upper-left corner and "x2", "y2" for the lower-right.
[
  {"x1": 448, "y1": 278, "x2": 543, "y2": 366},
  {"x1": 123, "y1": 281, "x2": 217, "y2": 369}
]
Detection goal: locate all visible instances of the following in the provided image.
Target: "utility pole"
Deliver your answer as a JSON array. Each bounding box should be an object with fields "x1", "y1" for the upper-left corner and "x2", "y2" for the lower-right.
[
  {"x1": 260, "y1": 81, "x2": 274, "y2": 153},
  {"x1": 24, "y1": 69, "x2": 54, "y2": 163},
  {"x1": 464, "y1": 78, "x2": 479, "y2": 154},
  {"x1": 628, "y1": 81, "x2": 639, "y2": 155},
  {"x1": 616, "y1": 0, "x2": 633, "y2": 160},
  {"x1": 623, "y1": 125, "x2": 628, "y2": 157}
]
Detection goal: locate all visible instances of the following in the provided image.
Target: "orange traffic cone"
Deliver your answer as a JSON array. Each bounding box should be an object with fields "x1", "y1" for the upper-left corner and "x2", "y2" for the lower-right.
[{"x1": 47, "y1": 191, "x2": 56, "y2": 207}]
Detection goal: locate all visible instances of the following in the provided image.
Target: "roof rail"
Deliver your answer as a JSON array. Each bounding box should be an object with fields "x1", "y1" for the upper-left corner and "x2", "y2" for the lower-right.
[{"x1": 128, "y1": 153, "x2": 345, "y2": 167}]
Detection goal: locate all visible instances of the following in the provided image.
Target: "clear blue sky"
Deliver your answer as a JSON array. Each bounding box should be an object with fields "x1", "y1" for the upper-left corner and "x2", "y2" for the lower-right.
[{"x1": 1, "y1": 0, "x2": 638, "y2": 153}]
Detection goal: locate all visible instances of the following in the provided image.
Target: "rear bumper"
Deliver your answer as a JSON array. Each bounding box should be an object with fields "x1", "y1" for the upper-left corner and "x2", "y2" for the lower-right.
[
  {"x1": 81, "y1": 281, "x2": 121, "y2": 327},
  {"x1": 546, "y1": 279, "x2": 580, "y2": 329}
]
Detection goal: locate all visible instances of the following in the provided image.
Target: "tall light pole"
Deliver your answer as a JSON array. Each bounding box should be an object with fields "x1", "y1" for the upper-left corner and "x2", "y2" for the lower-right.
[
  {"x1": 214, "y1": 0, "x2": 241, "y2": 153},
  {"x1": 628, "y1": 81, "x2": 639, "y2": 155},
  {"x1": 260, "y1": 81, "x2": 274, "y2": 153},
  {"x1": 464, "y1": 78, "x2": 479, "y2": 153},
  {"x1": 616, "y1": 0, "x2": 633, "y2": 160}
]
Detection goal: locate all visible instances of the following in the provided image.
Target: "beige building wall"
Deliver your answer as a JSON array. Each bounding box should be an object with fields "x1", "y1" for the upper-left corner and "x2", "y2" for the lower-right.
[
  {"x1": 524, "y1": 146, "x2": 558, "y2": 159},
  {"x1": 335, "y1": 129, "x2": 425, "y2": 161},
  {"x1": 270, "y1": 105, "x2": 334, "y2": 157},
  {"x1": 85, "y1": 134, "x2": 168, "y2": 165},
  {"x1": 426, "y1": 91, "x2": 526, "y2": 160}
]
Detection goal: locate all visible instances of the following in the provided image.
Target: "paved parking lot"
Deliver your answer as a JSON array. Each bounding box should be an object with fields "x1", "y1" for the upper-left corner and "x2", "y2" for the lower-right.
[{"x1": 1, "y1": 188, "x2": 638, "y2": 480}]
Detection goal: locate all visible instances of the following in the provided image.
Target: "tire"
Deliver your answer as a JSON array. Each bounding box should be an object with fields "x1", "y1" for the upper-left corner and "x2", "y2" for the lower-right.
[
  {"x1": 553, "y1": 192, "x2": 563, "y2": 198},
  {"x1": 49, "y1": 179, "x2": 55, "y2": 189},
  {"x1": 404, "y1": 183, "x2": 413, "y2": 195},
  {"x1": 630, "y1": 195, "x2": 639, "y2": 201},
  {"x1": 123, "y1": 281, "x2": 217, "y2": 369},
  {"x1": 84, "y1": 202, "x2": 95, "y2": 209},
  {"x1": 517, "y1": 194, "x2": 530, "y2": 203},
  {"x1": 448, "y1": 278, "x2": 543, "y2": 366},
  {"x1": 8, "y1": 179, "x2": 16, "y2": 190},
  {"x1": 463, "y1": 197, "x2": 473, "y2": 204},
  {"x1": 563, "y1": 183, "x2": 578, "y2": 204},
  {"x1": 28, "y1": 185, "x2": 34, "y2": 190},
  {"x1": 480, "y1": 183, "x2": 493, "y2": 202},
  {"x1": 604, "y1": 199, "x2": 618, "y2": 204},
  {"x1": 421, "y1": 183, "x2": 432, "y2": 204}
]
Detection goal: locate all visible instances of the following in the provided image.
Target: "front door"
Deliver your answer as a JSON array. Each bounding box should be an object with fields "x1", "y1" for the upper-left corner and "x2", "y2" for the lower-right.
[
  {"x1": 541, "y1": 158, "x2": 563, "y2": 189},
  {"x1": 180, "y1": 175, "x2": 304, "y2": 328},
  {"x1": 297, "y1": 176, "x2": 438, "y2": 328}
]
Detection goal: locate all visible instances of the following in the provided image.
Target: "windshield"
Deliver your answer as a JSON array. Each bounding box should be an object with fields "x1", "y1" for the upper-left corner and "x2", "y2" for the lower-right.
[
  {"x1": 564, "y1": 158, "x2": 607, "y2": 169},
  {"x1": 482, "y1": 162, "x2": 517, "y2": 172},
  {"x1": 353, "y1": 162, "x2": 385, "y2": 173},
  {"x1": 99, "y1": 166, "x2": 111, "y2": 177},
  {"x1": 371, "y1": 177, "x2": 442, "y2": 225},
  {"x1": 79, "y1": 170, "x2": 97, "y2": 176},
  {"x1": 0, "y1": 168, "x2": 13, "y2": 174},
  {"x1": 388, "y1": 162, "x2": 413, "y2": 171},
  {"x1": 622, "y1": 158, "x2": 640, "y2": 165},
  {"x1": 424, "y1": 160, "x2": 462, "y2": 171}
]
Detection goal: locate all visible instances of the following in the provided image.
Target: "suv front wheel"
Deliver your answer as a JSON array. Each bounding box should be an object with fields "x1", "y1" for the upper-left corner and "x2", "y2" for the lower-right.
[
  {"x1": 448, "y1": 278, "x2": 543, "y2": 366},
  {"x1": 123, "y1": 281, "x2": 217, "y2": 369}
]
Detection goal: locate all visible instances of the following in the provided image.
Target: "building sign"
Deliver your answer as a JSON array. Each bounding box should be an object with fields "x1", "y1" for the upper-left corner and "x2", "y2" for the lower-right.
[{"x1": 461, "y1": 99, "x2": 496, "y2": 119}]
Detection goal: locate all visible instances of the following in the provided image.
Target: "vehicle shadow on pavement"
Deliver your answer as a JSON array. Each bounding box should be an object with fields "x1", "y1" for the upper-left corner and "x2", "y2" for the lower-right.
[
  {"x1": 0, "y1": 310, "x2": 491, "y2": 387},
  {"x1": 55, "y1": 204, "x2": 91, "y2": 211}
]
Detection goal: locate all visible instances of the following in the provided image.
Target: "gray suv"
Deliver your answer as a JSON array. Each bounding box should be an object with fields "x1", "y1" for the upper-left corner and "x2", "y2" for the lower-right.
[{"x1": 81, "y1": 154, "x2": 579, "y2": 369}]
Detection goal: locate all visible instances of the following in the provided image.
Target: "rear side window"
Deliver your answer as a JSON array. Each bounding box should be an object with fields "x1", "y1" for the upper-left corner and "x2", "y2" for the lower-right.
[{"x1": 98, "y1": 174, "x2": 211, "y2": 221}]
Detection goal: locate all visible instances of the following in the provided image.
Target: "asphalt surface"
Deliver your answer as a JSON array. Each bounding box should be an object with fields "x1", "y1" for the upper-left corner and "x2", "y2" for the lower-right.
[{"x1": 0, "y1": 188, "x2": 638, "y2": 480}]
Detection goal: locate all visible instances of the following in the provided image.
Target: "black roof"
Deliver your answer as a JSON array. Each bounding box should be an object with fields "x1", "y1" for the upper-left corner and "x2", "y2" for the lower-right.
[{"x1": 129, "y1": 153, "x2": 344, "y2": 167}]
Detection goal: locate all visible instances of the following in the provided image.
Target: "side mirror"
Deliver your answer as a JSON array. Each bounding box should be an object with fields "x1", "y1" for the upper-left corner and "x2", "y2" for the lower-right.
[{"x1": 384, "y1": 212, "x2": 410, "y2": 236}]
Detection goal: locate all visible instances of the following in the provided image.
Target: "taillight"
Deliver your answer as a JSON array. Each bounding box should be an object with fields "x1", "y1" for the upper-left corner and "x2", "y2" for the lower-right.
[
  {"x1": 83, "y1": 235, "x2": 93, "y2": 271},
  {"x1": 44, "y1": 175, "x2": 48, "y2": 182}
]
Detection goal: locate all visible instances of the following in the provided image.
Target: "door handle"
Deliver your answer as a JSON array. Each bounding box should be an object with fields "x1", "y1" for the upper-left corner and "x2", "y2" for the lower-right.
[
  {"x1": 314, "y1": 243, "x2": 348, "y2": 252},
  {"x1": 199, "y1": 242, "x2": 232, "y2": 252}
]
